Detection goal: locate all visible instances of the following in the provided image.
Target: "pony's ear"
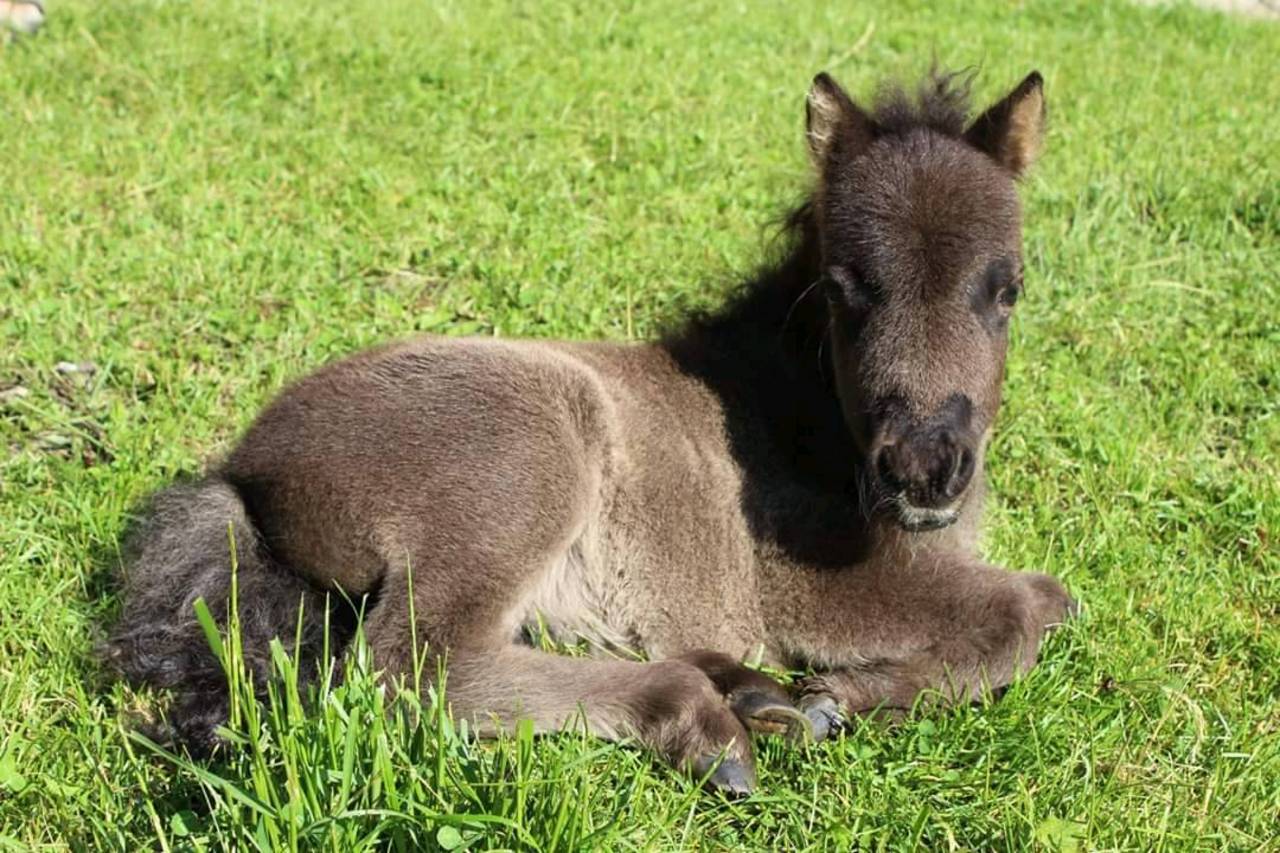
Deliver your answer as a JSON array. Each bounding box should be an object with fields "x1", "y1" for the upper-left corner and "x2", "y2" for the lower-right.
[
  {"x1": 964, "y1": 71, "x2": 1046, "y2": 177},
  {"x1": 806, "y1": 73, "x2": 876, "y2": 169}
]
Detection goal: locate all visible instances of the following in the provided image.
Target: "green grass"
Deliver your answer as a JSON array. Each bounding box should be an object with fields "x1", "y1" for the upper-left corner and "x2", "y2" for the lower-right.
[{"x1": 2, "y1": 0, "x2": 1278, "y2": 848}]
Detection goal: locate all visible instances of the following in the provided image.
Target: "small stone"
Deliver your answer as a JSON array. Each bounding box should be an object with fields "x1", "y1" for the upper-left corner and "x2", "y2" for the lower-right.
[
  {"x1": 0, "y1": 0, "x2": 45, "y2": 37},
  {"x1": 37, "y1": 432, "x2": 72, "y2": 451},
  {"x1": 0, "y1": 385, "x2": 29, "y2": 404}
]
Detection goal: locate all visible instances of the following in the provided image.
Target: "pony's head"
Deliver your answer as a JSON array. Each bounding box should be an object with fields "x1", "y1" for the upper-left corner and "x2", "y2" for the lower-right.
[{"x1": 805, "y1": 70, "x2": 1046, "y2": 531}]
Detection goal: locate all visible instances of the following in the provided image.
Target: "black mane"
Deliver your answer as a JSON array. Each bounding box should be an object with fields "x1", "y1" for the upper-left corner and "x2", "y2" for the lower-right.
[
  {"x1": 662, "y1": 199, "x2": 822, "y2": 357},
  {"x1": 868, "y1": 69, "x2": 976, "y2": 139},
  {"x1": 661, "y1": 201, "x2": 868, "y2": 566}
]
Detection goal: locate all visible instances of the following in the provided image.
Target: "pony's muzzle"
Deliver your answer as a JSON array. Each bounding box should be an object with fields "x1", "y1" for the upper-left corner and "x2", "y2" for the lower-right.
[{"x1": 870, "y1": 396, "x2": 977, "y2": 529}]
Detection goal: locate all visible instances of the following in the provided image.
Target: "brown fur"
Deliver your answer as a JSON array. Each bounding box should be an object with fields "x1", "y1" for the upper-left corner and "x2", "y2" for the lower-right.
[{"x1": 105, "y1": 69, "x2": 1072, "y2": 794}]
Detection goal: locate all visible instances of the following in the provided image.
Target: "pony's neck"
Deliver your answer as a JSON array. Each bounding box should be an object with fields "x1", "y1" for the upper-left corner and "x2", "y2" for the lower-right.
[
  {"x1": 662, "y1": 206, "x2": 835, "y2": 444},
  {"x1": 662, "y1": 206, "x2": 876, "y2": 558}
]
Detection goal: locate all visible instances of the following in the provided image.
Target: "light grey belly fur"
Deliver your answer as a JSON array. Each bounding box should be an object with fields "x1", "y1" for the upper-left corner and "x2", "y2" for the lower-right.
[{"x1": 506, "y1": 524, "x2": 640, "y2": 655}]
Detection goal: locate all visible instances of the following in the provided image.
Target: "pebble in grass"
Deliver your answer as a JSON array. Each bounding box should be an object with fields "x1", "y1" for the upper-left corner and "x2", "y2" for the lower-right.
[
  {"x1": 0, "y1": 0, "x2": 44, "y2": 37},
  {"x1": 0, "y1": 385, "x2": 29, "y2": 407}
]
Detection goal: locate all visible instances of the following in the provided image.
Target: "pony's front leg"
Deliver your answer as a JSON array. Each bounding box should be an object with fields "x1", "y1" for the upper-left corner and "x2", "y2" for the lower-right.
[{"x1": 767, "y1": 557, "x2": 1075, "y2": 740}]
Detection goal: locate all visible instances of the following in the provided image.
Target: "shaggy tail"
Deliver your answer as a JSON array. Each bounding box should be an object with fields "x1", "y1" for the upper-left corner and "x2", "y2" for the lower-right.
[{"x1": 103, "y1": 479, "x2": 346, "y2": 752}]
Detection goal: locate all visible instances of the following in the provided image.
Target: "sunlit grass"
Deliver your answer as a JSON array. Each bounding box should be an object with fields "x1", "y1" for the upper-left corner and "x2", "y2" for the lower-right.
[{"x1": 1, "y1": 0, "x2": 1277, "y2": 848}]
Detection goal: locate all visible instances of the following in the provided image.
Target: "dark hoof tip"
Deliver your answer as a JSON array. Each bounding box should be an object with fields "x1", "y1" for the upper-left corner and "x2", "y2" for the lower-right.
[
  {"x1": 730, "y1": 690, "x2": 813, "y2": 741},
  {"x1": 800, "y1": 695, "x2": 845, "y2": 743},
  {"x1": 693, "y1": 754, "x2": 756, "y2": 797}
]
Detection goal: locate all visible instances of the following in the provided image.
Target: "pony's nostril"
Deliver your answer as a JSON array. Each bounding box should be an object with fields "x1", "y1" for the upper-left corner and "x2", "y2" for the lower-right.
[
  {"x1": 947, "y1": 446, "x2": 975, "y2": 498},
  {"x1": 874, "y1": 444, "x2": 900, "y2": 490}
]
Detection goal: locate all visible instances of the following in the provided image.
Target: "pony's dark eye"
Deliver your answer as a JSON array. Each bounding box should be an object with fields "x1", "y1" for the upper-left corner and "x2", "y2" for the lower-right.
[
  {"x1": 824, "y1": 266, "x2": 871, "y2": 307},
  {"x1": 972, "y1": 257, "x2": 1021, "y2": 319},
  {"x1": 826, "y1": 266, "x2": 855, "y2": 291}
]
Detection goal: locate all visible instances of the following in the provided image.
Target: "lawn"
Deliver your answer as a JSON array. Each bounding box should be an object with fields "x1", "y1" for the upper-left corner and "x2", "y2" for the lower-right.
[{"x1": 1, "y1": 0, "x2": 1278, "y2": 848}]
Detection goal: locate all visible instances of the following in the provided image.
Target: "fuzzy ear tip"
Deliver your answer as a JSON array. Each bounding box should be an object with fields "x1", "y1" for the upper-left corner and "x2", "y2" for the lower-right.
[
  {"x1": 811, "y1": 71, "x2": 835, "y2": 91},
  {"x1": 1024, "y1": 70, "x2": 1044, "y2": 91}
]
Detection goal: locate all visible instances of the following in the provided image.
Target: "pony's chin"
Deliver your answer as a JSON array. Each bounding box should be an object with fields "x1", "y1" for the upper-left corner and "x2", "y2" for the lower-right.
[{"x1": 892, "y1": 502, "x2": 960, "y2": 532}]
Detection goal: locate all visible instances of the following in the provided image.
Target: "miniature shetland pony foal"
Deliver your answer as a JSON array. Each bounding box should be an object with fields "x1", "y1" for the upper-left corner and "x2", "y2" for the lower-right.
[{"x1": 107, "y1": 69, "x2": 1074, "y2": 794}]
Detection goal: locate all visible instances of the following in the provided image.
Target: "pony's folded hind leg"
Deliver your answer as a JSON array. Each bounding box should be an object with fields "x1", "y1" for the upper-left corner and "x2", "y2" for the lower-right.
[
  {"x1": 439, "y1": 645, "x2": 759, "y2": 795},
  {"x1": 356, "y1": 562, "x2": 760, "y2": 794},
  {"x1": 310, "y1": 387, "x2": 764, "y2": 792}
]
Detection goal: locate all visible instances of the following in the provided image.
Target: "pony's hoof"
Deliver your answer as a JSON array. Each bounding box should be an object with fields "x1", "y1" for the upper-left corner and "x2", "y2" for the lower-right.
[
  {"x1": 693, "y1": 754, "x2": 756, "y2": 797},
  {"x1": 730, "y1": 689, "x2": 813, "y2": 741},
  {"x1": 800, "y1": 695, "x2": 845, "y2": 743}
]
